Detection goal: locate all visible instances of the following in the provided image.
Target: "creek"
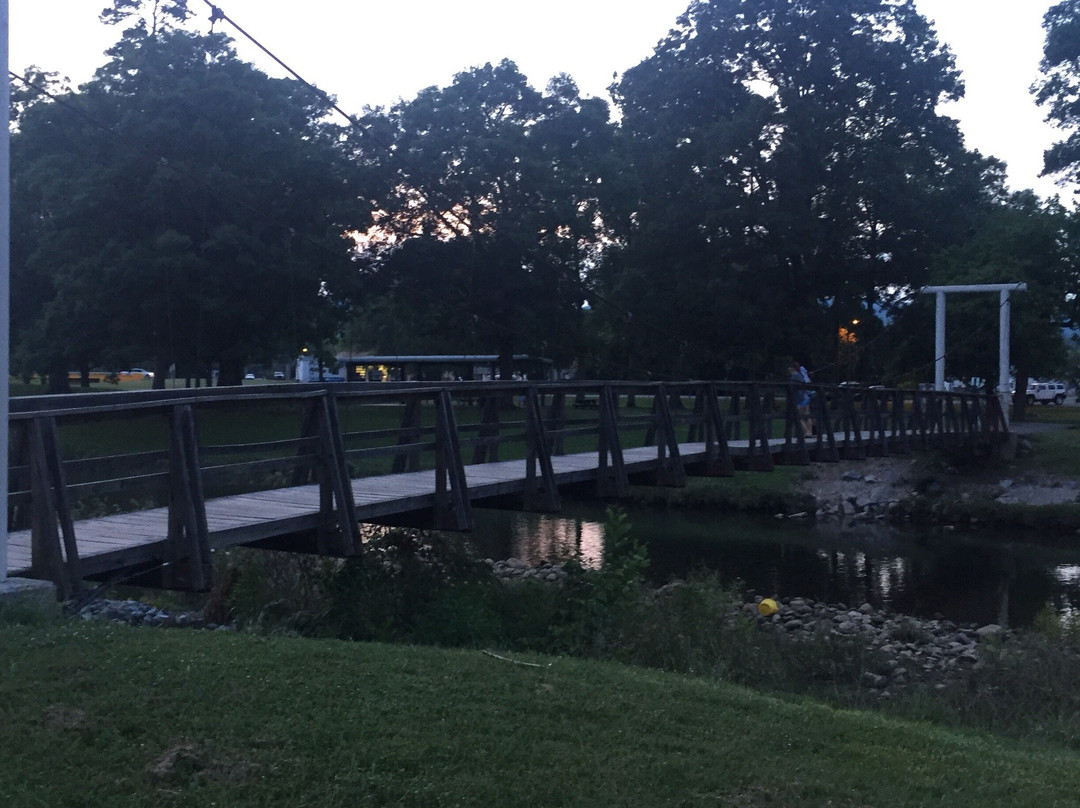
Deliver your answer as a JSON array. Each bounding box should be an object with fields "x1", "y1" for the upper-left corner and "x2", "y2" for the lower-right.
[{"x1": 464, "y1": 502, "x2": 1080, "y2": 629}]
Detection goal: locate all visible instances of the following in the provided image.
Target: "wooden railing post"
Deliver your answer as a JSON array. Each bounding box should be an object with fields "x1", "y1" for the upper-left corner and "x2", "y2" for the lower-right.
[
  {"x1": 434, "y1": 391, "x2": 473, "y2": 531},
  {"x1": 780, "y1": 382, "x2": 810, "y2": 465},
  {"x1": 471, "y1": 396, "x2": 502, "y2": 465},
  {"x1": 688, "y1": 388, "x2": 706, "y2": 444},
  {"x1": 726, "y1": 391, "x2": 742, "y2": 441},
  {"x1": 809, "y1": 386, "x2": 838, "y2": 462},
  {"x1": 890, "y1": 390, "x2": 910, "y2": 454},
  {"x1": 391, "y1": 396, "x2": 422, "y2": 474},
  {"x1": 524, "y1": 388, "x2": 561, "y2": 511},
  {"x1": 944, "y1": 393, "x2": 959, "y2": 447},
  {"x1": 746, "y1": 384, "x2": 774, "y2": 471},
  {"x1": 704, "y1": 383, "x2": 735, "y2": 476},
  {"x1": 165, "y1": 405, "x2": 211, "y2": 591},
  {"x1": 652, "y1": 384, "x2": 686, "y2": 486},
  {"x1": 28, "y1": 416, "x2": 80, "y2": 598},
  {"x1": 597, "y1": 385, "x2": 630, "y2": 498},
  {"x1": 548, "y1": 392, "x2": 566, "y2": 456},
  {"x1": 865, "y1": 390, "x2": 889, "y2": 457},
  {"x1": 839, "y1": 389, "x2": 866, "y2": 459},
  {"x1": 315, "y1": 392, "x2": 359, "y2": 555}
]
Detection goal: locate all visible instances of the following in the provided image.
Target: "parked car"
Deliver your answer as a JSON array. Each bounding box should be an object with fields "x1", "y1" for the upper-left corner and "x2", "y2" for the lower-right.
[
  {"x1": 1026, "y1": 381, "x2": 1067, "y2": 406},
  {"x1": 244, "y1": 373, "x2": 256, "y2": 380},
  {"x1": 273, "y1": 371, "x2": 285, "y2": 380}
]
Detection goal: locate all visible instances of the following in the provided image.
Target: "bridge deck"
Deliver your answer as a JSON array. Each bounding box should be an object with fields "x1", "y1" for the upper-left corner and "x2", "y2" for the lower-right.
[{"x1": 6, "y1": 442, "x2": 717, "y2": 579}]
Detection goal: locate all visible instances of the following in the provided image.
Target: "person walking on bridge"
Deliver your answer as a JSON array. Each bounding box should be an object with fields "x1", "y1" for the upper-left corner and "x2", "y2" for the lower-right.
[{"x1": 790, "y1": 360, "x2": 815, "y2": 437}]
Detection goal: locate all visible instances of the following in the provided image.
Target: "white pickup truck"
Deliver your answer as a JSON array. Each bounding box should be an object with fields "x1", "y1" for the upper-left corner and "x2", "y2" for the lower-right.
[{"x1": 1026, "y1": 381, "x2": 1067, "y2": 406}]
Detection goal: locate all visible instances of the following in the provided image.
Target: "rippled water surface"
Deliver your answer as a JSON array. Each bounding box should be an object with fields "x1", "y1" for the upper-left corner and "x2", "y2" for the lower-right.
[{"x1": 465, "y1": 503, "x2": 1080, "y2": 628}]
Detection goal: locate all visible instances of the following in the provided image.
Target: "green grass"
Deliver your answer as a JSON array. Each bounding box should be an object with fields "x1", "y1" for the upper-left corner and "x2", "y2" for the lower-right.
[
  {"x1": 1011, "y1": 427, "x2": 1080, "y2": 477},
  {"x1": 4, "y1": 618, "x2": 1080, "y2": 807},
  {"x1": 628, "y1": 465, "x2": 813, "y2": 512},
  {"x1": 1013, "y1": 402, "x2": 1080, "y2": 425}
]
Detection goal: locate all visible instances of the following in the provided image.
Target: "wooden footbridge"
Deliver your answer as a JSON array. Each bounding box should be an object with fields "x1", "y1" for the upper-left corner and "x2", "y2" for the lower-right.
[{"x1": 6, "y1": 380, "x2": 1009, "y2": 596}]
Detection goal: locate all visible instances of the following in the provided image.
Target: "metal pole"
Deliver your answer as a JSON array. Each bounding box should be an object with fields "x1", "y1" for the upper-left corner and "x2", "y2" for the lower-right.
[
  {"x1": 1, "y1": 0, "x2": 9, "y2": 581},
  {"x1": 999, "y1": 288, "x2": 1011, "y2": 426},
  {"x1": 934, "y1": 291, "x2": 946, "y2": 392}
]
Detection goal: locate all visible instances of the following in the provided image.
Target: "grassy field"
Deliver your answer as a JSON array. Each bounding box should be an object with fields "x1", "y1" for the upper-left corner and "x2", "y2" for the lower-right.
[{"x1": 4, "y1": 616, "x2": 1080, "y2": 808}]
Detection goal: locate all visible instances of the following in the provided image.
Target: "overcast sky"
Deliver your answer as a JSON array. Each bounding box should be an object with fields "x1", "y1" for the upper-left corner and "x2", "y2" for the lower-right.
[{"x1": 7, "y1": 0, "x2": 1076, "y2": 202}]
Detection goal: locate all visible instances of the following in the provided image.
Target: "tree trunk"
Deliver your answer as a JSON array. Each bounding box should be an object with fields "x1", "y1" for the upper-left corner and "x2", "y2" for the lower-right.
[
  {"x1": 152, "y1": 356, "x2": 167, "y2": 390},
  {"x1": 46, "y1": 357, "x2": 71, "y2": 395},
  {"x1": 218, "y1": 358, "x2": 245, "y2": 387}
]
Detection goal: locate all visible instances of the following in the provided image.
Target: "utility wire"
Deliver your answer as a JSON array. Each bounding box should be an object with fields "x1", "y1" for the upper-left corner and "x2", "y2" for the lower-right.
[{"x1": 199, "y1": 0, "x2": 362, "y2": 131}]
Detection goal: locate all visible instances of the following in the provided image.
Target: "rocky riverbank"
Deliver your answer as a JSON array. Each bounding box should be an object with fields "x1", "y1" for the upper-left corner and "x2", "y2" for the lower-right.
[
  {"x1": 793, "y1": 441, "x2": 1080, "y2": 526},
  {"x1": 488, "y1": 557, "x2": 1006, "y2": 695},
  {"x1": 68, "y1": 597, "x2": 233, "y2": 630},
  {"x1": 742, "y1": 592, "x2": 1005, "y2": 697}
]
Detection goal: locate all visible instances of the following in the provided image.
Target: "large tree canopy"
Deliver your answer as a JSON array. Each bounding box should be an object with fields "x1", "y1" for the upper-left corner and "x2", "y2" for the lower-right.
[
  {"x1": 1036, "y1": 0, "x2": 1080, "y2": 184},
  {"x1": 354, "y1": 61, "x2": 617, "y2": 376},
  {"x1": 598, "y1": 0, "x2": 997, "y2": 380},
  {"x1": 13, "y1": 28, "x2": 361, "y2": 387}
]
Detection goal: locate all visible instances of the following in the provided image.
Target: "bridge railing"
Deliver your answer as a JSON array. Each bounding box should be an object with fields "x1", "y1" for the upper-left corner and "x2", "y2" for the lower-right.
[{"x1": 7, "y1": 380, "x2": 1008, "y2": 595}]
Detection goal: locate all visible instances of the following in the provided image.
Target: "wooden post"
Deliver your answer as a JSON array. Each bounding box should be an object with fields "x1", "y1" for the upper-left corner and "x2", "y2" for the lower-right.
[
  {"x1": 810, "y1": 386, "x2": 838, "y2": 462},
  {"x1": 779, "y1": 382, "x2": 809, "y2": 465},
  {"x1": 746, "y1": 384, "x2": 774, "y2": 471},
  {"x1": 652, "y1": 384, "x2": 686, "y2": 486},
  {"x1": 688, "y1": 388, "x2": 705, "y2": 444},
  {"x1": 839, "y1": 389, "x2": 866, "y2": 460},
  {"x1": 391, "y1": 396, "x2": 422, "y2": 473},
  {"x1": 865, "y1": 390, "x2": 889, "y2": 457},
  {"x1": 890, "y1": 390, "x2": 910, "y2": 454},
  {"x1": 597, "y1": 385, "x2": 630, "y2": 498},
  {"x1": 472, "y1": 396, "x2": 501, "y2": 465},
  {"x1": 548, "y1": 392, "x2": 566, "y2": 456},
  {"x1": 165, "y1": 405, "x2": 211, "y2": 591},
  {"x1": 434, "y1": 391, "x2": 472, "y2": 531},
  {"x1": 524, "y1": 388, "x2": 561, "y2": 511},
  {"x1": 726, "y1": 390, "x2": 741, "y2": 441},
  {"x1": 28, "y1": 416, "x2": 80, "y2": 597},
  {"x1": 315, "y1": 392, "x2": 359, "y2": 555},
  {"x1": 703, "y1": 383, "x2": 735, "y2": 476},
  {"x1": 910, "y1": 392, "x2": 930, "y2": 450}
]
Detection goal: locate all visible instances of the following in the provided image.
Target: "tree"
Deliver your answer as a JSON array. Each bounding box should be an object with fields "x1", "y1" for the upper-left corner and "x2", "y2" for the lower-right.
[
  {"x1": 12, "y1": 28, "x2": 363, "y2": 388},
  {"x1": 355, "y1": 61, "x2": 617, "y2": 378},
  {"x1": 1036, "y1": 0, "x2": 1080, "y2": 184},
  {"x1": 600, "y1": 0, "x2": 995, "y2": 380},
  {"x1": 99, "y1": 0, "x2": 194, "y2": 37}
]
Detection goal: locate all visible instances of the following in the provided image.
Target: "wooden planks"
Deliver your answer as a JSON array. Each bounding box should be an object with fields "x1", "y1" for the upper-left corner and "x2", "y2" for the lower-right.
[{"x1": 1, "y1": 429, "x2": 908, "y2": 581}]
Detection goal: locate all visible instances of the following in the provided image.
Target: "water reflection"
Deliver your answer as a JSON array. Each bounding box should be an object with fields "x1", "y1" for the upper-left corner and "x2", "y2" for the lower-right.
[
  {"x1": 485, "y1": 511, "x2": 605, "y2": 568},
  {"x1": 466, "y1": 506, "x2": 1080, "y2": 629}
]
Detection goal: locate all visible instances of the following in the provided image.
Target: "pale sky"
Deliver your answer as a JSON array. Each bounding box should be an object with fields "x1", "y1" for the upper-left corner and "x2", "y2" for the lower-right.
[{"x1": 7, "y1": 0, "x2": 1077, "y2": 203}]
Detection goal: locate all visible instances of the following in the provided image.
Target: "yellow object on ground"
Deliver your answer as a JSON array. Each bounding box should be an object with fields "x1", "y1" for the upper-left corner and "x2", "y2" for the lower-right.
[{"x1": 758, "y1": 598, "x2": 779, "y2": 616}]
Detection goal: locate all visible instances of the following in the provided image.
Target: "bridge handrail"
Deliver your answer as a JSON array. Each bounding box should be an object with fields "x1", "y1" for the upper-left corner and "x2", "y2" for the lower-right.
[{"x1": 9, "y1": 380, "x2": 1009, "y2": 597}]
